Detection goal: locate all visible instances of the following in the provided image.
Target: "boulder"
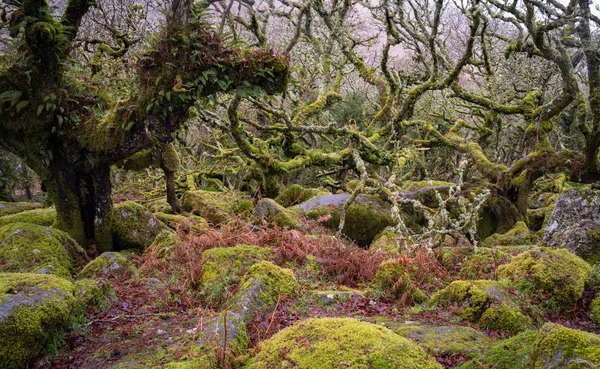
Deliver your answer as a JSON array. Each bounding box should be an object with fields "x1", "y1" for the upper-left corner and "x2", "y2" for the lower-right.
[
  {"x1": 531, "y1": 323, "x2": 600, "y2": 369},
  {"x1": 0, "y1": 222, "x2": 88, "y2": 278},
  {"x1": 180, "y1": 190, "x2": 253, "y2": 224},
  {"x1": 254, "y1": 198, "x2": 305, "y2": 230},
  {"x1": 0, "y1": 201, "x2": 42, "y2": 217},
  {"x1": 459, "y1": 330, "x2": 537, "y2": 369},
  {"x1": 482, "y1": 221, "x2": 538, "y2": 247},
  {"x1": 199, "y1": 245, "x2": 274, "y2": 308},
  {"x1": 432, "y1": 280, "x2": 531, "y2": 333},
  {"x1": 275, "y1": 184, "x2": 329, "y2": 208},
  {"x1": 542, "y1": 189, "x2": 600, "y2": 262},
  {"x1": 0, "y1": 273, "x2": 78, "y2": 369},
  {"x1": 0, "y1": 208, "x2": 56, "y2": 227},
  {"x1": 247, "y1": 317, "x2": 442, "y2": 369},
  {"x1": 496, "y1": 247, "x2": 592, "y2": 309},
  {"x1": 297, "y1": 193, "x2": 395, "y2": 247},
  {"x1": 77, "y1": 252, "x2": 137, "y2": 279},
  {"x1": 112, "y1": 201, "x2": 167, "y2": 250}
]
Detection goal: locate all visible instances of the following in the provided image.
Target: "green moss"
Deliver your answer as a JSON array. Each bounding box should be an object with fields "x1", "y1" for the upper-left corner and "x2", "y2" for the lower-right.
[
  {"x1": 275, "y1": 185, "x2": 327, "y2": 208},
  {"x1": 112, "y1": 201, "x2": 167, "y2": 250},
  {"x1": 77, "y1": 252, "x2": 137, "y2": 279},
  {"x1": 247, "y1": 317, "x2": 442, "y2": 369},
  {"x1": 0, "y1": 201, "x2": 43, "y2": 216},
  {"x1": 200, "y1": 245, "x2": 274, "y2": 307},
  {"x1": 73, "y1": 278, "x2": 111, "y2": 308},
  {"x1": 532, "y1": 323, "x2": 600, "y2": 368},
  {"x1": 459, "y1": 330, "x2": 537, "y2": 369},
  {"x1": 162, "y1": 143, "x2": 180, "y2": 172},
  {"x1": 369, "y1": 259, "x2": 427, "y2": 304},
  {"x1": 459, "y1": 247, "x2": 510, "y2": 280},
  {"x1": 0, "y1": 207, "x2": 56, "y2": 227},
  {"x1": 164, "y1": 356, "x2": 215, "y2": 369},
  {"x1": 369, "y1": 227, "x2": 401, "y2": 254},
  {"x1": 392, "y1": 324, "x2": 490, "y2": 358},
  {"x1": 145, "y1": 230, "x2": 180, "y2": 260},
  {"x1": 154, "y1": 212, "x2": 208, "y2": 233},
  {"x1": 590, "y1": 294, "x2": 600, "y2": 324},
  {"x1": 181, "y1": 190, "x2": 254, "y2": 224},
  {"x1": 496, "y1": 247, "x2": 592, "y2": 309},
  {"x1": 431, "y1": 279, "x2": 531, "y2": 333},
  {"x1": 0, "y1": 273, "x2": 77, "y2": 369},
  {"x1": 482, "y1": 221, "x2": 538, "y2": 247},
  {"x1": 255, "y1": 198, "x2": 304, "y2": 230},
  {"x1": 0, "y1": 222, "x2": 86, "y2": 278}
]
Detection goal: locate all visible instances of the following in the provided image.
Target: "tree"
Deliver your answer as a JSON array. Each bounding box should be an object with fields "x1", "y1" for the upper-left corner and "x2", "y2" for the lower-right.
[{"x1": 0, "y1": 0, "x2": 288, "y2": 251}]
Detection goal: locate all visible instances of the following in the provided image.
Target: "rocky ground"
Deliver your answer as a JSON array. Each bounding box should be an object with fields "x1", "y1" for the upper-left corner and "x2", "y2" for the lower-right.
[{"x1": 1, "y1": 179, "x2": 599, "y2": 369}]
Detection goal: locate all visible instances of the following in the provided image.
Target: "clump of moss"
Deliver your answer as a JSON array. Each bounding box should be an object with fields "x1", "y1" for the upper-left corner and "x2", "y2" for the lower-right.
[
  {"x1": 369, "y1": 227, "x2": 401, "y2": 254},
  {"x1": 590, "y1": 294, "x2": 600, "y2": 324},
  {"x1": 458, "y1": 330, "x2": 537, "y2": 369},
  {"x1": 0, "y1": 273, "x2": 77, "y2": 369},
  {"x1": 531, "y1": 323, "x2": 600, "y2": 368},
  {"x1": 112, "y1": 201, "x2": 167, "y2": 250},
  {"x1": 181, "y1": 190, "x2": 254, "y2": 224},
  {"x1": 369, "y1": 259, "x2": 427, "y2": 304},
  {"x1": 73, "y1": 278, "x2": 111, "y2": 308},
  {"x1": 458, "y1": 247, "x2": 511, "y2": 280},
  {"x1": 0, "y1": 201, "x2": 42, "y2": 217},
  {"x1": 154, "y1": 212, "x2": 208, "y2": 233},
  {"x1": 432, "y1": 279, "x2": 531, "y2": 333},
  {"x1": 0, "y1": 207, "x2": 56, "y2": 227},
  {"x1": 255, "y1": 198, "x2": 305, "y2": 230},
  {"x1": 496, "y1": 247, "x2": 592, "y2": 309},
  {"x1": 247, "y1": 317, "x2": 442, "y2": 369},
  {"x1": 0, "y1": 222, "x2": 87, "y2": 278},
  {"x1": 482, "y1": 221, "x2": 538, "y2": 247},
  {"x1": 77, "y1": 252, "x2": 137, "y2": 279},
  {"x1": 145, "y1": 230, "x2": 180, "y2": 260},
  {"x1": 275, "y1": 185, "x2": 327, "y2": 208},
  {"x1": 200, "y1": 245, "x2": 274, "y2": 308}
]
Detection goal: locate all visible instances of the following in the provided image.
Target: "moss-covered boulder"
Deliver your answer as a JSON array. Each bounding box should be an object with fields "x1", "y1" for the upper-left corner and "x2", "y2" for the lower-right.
[
  {"x1": 77, "y1": 252, "x2": 137, "y2": 279},
  {"x1": 73, "y1": 278, "x2": 111, "y2": 308},
  {"x1": 542, "y1": 189, "x2": 600, "y2": 262},
  {"x1": 392, "y1": 324, "x2": 490, "y2": 358},
  {"x1": 432, "y1": 280, "x2": 531, "y2": 333},
  {"x1": 369, "y1": 259, "x2": 427, "y2": 304},
  {"x1": 0, "y1": 273, "x2": 78, "y2": 369},
  {"x1": 0, "y1": 201, "x2": 42, "y2": 217},
  {"x1": 145, "y1": 229, "x2": 180, "y2": 261},
  {"x1": 298, "y1": 194, "x2": 395, "y2": 247},
  {"x1": 496, "y1": 247, "x2": 592, "y2": 309},
  {"x1": 0, "y1": 223, "x2": 88, "y2": 278},
  {"x1": 0, "y1": 207, "x2": 56, "y2": 227},
  {"x1": 458, "y1": 247, "x2": 511, "y2": 280},
  {"x1": 254, "y1": 198, "x2": 305, "y2": 230},
  {"x1": 275, "y1": 184, "x2": 329, "y2": 208},
  {"x1": 458, "y1": 330, "x2": 537, "y2": 369},
  {"x1": 154, "y1": 212, "x2": 209, "y2": 233},
  {"x1": 482, "y1": 221, "x2": 538, "y2": 247},
  {"x1": 199, "y1": 245, "x2": 274, "y2": 307},
  {"x1": 112, "y1": 201, "x2": 167, "y2": 250},
  {"x1": 531, "y1": 323, "x2": 600, "y2": 368},
  {"x1": 180, "y1": 190, "x2": 254, "y2": 224},
  {"x1": 369, "y1": 227, "x2": 401, "y2": 254},
  {"x1": 247, "y1": 317, "x2": 442, "y2": 369}
]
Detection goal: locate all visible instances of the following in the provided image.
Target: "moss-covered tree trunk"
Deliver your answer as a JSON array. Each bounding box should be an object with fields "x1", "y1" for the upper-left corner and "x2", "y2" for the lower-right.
[{"x1": 162, "y1": 167, "x2": 181, "y2": 214}]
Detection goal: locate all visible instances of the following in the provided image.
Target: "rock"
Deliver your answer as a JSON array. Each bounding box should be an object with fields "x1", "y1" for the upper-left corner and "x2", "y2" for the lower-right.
[
  {"x1": 77, "y1": 252, "x2": 137, "y2": 279},
  {"x1": 392, "y1": 324, "x2": 490, "y2": 358},
  {"x1": 496, "y1": 247, "x2": 592, "y2": 309},
  {"x1": 0, "y1": 201, "x2": 42, "y2": 217},
  {"x1": 112, "y1": 201, "x2": 167, "y2": 250},
  {"x1": 153, "y1": 212, "x2": 208, "y2": 233},
  {"x1": 459, "y1": 330, "x2": 537, "y2": 369},
  {"x1": 145, "y1": 230, "x2": 180, "y2": 260},
  {"x1": 246, "y1": 317, "x2": 443, "y2": 369},
  {"x1": 180, "y1": 190, "x2": 254, "y2": 224},
  {"x1": 254, "y1": 198, "x2": 305, "y2": 230},
  {"x1": 0, "y1": 208, "x2": 56, "y2": 227},
  {"x1": 297, "y1": 193, "x2": 395, "y2": 247},
  {"x1": 73, "y1": 278, "x2": 111, "y2": 308},
  {"x1": 432, "y1": 280, "x2": 531, "y2": 333},
  {"x1": 0, "y1": 222, "x2": 88, "y2": 279},
  {"x1": 531, "y1": 323, "x2": 600, "y2": 369},
  {"x1": 542, "y1": 189, "x2": 600, "y2": 262},
  {"x1": 0, "y1": 273, "x2": 78, "y2": 369},
  {"x1": 199, "y1": 245, "x2": 274, "y2": 308},
  {"x1": 369, "y1": 226, "x2": 402, "y2": 254},
  {"x1": 275, "y1": 184, "x2": 329, "y2": 208},
  {"x1": 482, "y1": 221, "x2": 538, "y2": 247}
]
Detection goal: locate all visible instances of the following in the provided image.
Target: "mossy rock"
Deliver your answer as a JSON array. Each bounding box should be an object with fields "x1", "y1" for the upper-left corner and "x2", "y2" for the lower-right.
[
  {"x1": 247, "y1": 317, "x2": 442, "y2": 369},
  {"x1": 458, "y1": 247, "x2": 511, "y2": 280},
  {"x1": 458, "y1": 330, "x2": 537, "y2": 369},
  {"x1": 531, "y1": 323, "x2": 600, "y2": 368},
  {"x1": 0, "y1": 222, "x2": 88, "y2": 279},
  {"x1": 77, "y1": 252, "x2": 137, "y2": 279},
  {"x1": 482, "y1": 221, "x2": 538, "y2": 247},
  {"x1": 112, "y1": 201, "x2": 167, "y2": 250},
  {"x1": 369, "y1": 227, "x2": 401, "y2": 254},
  {"x1": 0, "y1": 201, "x2": 42, "y2": 217},
  {"x1": 476, "y1": 190, "x2": 522, "y2": 240},
  {"x1": 180, "y1": 190, "x2": 254, "y2": 224},
  {"x1": 392, "y1": 324, "x2": 491, "y2": 358},
  {"x1": 496, "y1": 247, "x2": 592, "y2": 309},
  {"x1": 369, "y1": 259, "x2": 427, "y2": 304},
  {"x1": 144, "y1": 198, "x2": 173, "y2": 214},
  {"x1": 73, "y1": 278, "x2": 111, "y2": 308},
  {"x1": 299, "y1": 194, "x2": 395, "y2": 247},
  {"x1": 199, "y1": 245, "x2": 274, "y2": 308},
  {"x1": 0, "y1": 273, "x2": 78, "y2": 369},
  {"x1": 432, "y1": 279, "x2": 531, "y2": 333},
  {"x1": 0, "y1": 207, "x2": 56, "y2": 227},
  {"x1": 254, "y1": 198, "x2": 305, "y2": 230},
  {"x1": 275, "y1": 184, "x2": 328, "y2": 208},
  {"x1": 145, "y1": 230, "x2": 180, "y2": 260},
  {"x1": 154, "y1": 212, "x2": 209, "y2": 233}
]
